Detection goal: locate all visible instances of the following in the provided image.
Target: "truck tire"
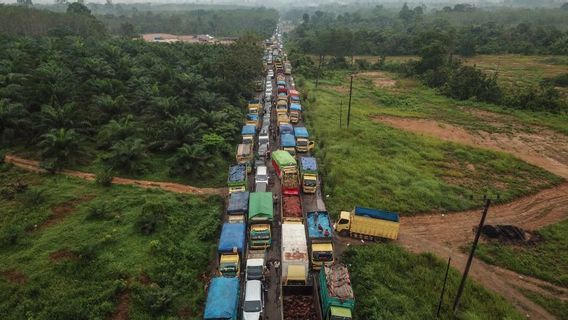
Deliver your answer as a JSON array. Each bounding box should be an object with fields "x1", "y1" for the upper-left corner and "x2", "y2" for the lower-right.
[{"x1": 339, "y1": 230, "x2": 349, "y2": 237}]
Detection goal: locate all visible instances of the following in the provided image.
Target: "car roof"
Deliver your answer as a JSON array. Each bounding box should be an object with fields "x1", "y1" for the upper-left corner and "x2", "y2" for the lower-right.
[
  {"x1": 256, "y1": 166, "x2": 267, "y2": 174},
  {"x1": 245, "y1": 280, "x2": 262, "y2": 301}
]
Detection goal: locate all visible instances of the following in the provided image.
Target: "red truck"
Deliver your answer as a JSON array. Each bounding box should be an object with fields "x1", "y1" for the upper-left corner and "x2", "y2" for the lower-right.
[{"x1": 281, "y1": 195, "x2": 303, "y2": 223}]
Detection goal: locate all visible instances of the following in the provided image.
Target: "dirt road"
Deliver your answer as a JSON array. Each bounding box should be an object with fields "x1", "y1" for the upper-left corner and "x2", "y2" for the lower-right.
[{"x1": 4, "y1": 154, "x2": 225, "y2": 196}]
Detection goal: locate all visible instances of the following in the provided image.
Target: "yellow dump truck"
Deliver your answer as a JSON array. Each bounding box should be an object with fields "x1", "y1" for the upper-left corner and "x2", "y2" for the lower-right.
[{"x1": 335, "y1": 206, "x2": 399, "y2": 240}]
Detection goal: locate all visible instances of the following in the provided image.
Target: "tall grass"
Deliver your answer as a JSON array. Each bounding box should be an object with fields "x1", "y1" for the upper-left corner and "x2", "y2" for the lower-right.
[
  {"x1": 304, "y1": 72, "x2": 562, "y2": 215},
  {"x1": 476, "y1": 219, "x2": 568, "y2": 288},
  {"x1": 0, "y1": 167, "x2": 222, "y2": 319},
  {"x1": 344, "y1": 244, "x2": 523, "y2": 320}
]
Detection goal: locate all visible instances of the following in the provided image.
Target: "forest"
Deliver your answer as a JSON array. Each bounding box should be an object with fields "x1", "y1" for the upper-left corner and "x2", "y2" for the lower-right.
[
  {"x1": 287, "y1": 4, "x2": 568, "y2": 113},
  {"x1": 0, "y1": 4, "x2": 267, "y2": 185}
]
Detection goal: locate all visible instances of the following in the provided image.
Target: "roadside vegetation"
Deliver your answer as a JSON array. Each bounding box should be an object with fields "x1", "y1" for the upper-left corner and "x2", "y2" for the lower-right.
[
  {"x1": 0, "y1": 165, "x2": 222, "y2": 319},
  {"x1": 302, "y1": 71, "x2": 562, "y2": 215},
  {"x1": 343, "y1": 244, "x2": 523, "y2": 319},
  {"x1": 476, "y1": 219, "x2": 568, "y2": 287},
  {"x1": 519, "y1": 289, "x2": 568, "y2": 320},
  {"x1": 0, "y1": 4, "x2": 268, "y2": 187}
]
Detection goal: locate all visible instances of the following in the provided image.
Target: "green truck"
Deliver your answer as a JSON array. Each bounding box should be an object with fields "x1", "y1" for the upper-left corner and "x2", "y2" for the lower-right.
[
  {"x1": 315, "y1": 264, "x2": 355, "y2": 320},
  {"x1": 248, "y1": 192, "x2": 273, "y2": 249}
]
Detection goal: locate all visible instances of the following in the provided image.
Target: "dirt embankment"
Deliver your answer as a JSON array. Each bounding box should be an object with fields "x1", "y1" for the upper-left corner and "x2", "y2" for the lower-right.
[
  {"x1": 4, "y1": 155, "x2": 225, "y2": 196},
  {"x1": 374, "y1": 115, "x2": 568, "y2": 179}
]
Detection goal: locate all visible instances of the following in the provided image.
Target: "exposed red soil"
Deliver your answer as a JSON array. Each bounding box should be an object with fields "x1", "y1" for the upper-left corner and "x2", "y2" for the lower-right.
[
  {"x1": 374, "y1": 115, "x2": 568, "y2": 179},
  {"x1": 4, "y1": 154, "x2": 225, "y2": 196},
  {"x1": 35, "y1": 194, "x2": 96, "y2": 231},
  {"x1": 108, "y1": 290, "x2": 130, "y2": 320},
  {"x1": 0, "y1": 270, "x2": 27, "y2": 285},
  {"x1": 49, "y1": 249, "x2": 79, "y2": 262}
]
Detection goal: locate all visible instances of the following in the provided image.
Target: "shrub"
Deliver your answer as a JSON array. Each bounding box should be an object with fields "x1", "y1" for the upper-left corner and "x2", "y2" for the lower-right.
[
  {"x1": 139, "y1": 286, "x2": 173, "y2": 315},
  {"x1": 135, "y1": 201, "x2": 170, "y2": 235},
  {"x1": 20, "y1": 187, "x2": 46, "y2": 207},
  {"x1": 95, "y1": 168, "x2": 114, "y2": 187},
  {"x1": 0, "y1": 151, "x2": 6, "y2": 164},
  {"x1": 86, "y1": 201, "x2": 114, "y2": 220}
]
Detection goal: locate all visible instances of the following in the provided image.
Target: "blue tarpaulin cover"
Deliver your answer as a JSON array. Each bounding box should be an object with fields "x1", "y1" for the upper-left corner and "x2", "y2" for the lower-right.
[
  {"x1": 277, "y1": 80, "x2": 286, "y2": 86},
  {"x1": 227, "y1": 165, "x2": 246, "y2": 183},
  {"x1": 249, "y1": 98, "x2": 260, "y2": 104},
  {"x1": 306, "y1": 211, "x2": 332, "y2": 239},
  {"x1": 354, "y1": 206, "x2": 399, "y2": 222},
  {"x1": 242, "y1": 125, "x2": 256, "y2": 135},
  {"x1": 290, "y1": 104, "x2": 302, "y2": 111},
  {"x1": 300, "y1": 157, "x2": 317, "y2": 172},
  {"x1": 218, "y1": 223, "x2": 245, "y2": 253},
  {"x1": 294, "y1": 127, "x2": 308, "y2": 138},
  {"x1": 291, "y1": 96, "x2": 301, "y2": 101},
  {"x1": 227, "y1": 191, "x2": 249, "y2": 214},
  {"x1": 279, "y1": 124, "x2": 294, "y2": 135},
  {"x1": 204, "y1": 277, "x2": 239, "y2": 319},
  {"x1": 281, "y1": 134, "x2": 296, "y2": 147},
  {"x1": 246, "y1": 114, "x2": 258, "y2": 121}
]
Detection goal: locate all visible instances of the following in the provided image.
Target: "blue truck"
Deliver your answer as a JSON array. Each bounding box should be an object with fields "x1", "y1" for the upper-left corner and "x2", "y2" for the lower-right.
[
  {"x1": 226, "y1": 191, "x2": 249, "y2": 222},
  {"x1": 218, "y1": 222, "x2": 246, "y2": 277},
  {"x1": 204, "y1": 277, "x2": 240, "y2": 320},
  {"x1": 294, "y1": 127, "x2": 314, "y2": 153},
  {"x1": 306, "y1": 211, "x2": 334, "y2": 270},
  {"x1": 241, "y1": 124, "x2": 257, "y2": 144},
  {"x1": 280, "y1": 133, "x2": 296, "y2": 156}
]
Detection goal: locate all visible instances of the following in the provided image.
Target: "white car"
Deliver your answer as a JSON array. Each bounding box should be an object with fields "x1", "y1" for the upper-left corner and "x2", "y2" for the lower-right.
[
  {"x1": 255, "y1": 165, "x2": 268, "y2": 185},
  {"x1": 265, "y1": 90, "x2": 272, "y2": 99},
  {"x1": 243, "y1": 280, "x2": 264, "y2": 320}
]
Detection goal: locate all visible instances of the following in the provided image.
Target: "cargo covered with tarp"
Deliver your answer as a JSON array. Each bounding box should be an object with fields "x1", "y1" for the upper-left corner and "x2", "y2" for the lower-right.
[
  {"x1": 204, "y1": 277, "x2": 240, "y2": 320},
  {"x1": 241, "y1": 125, "x2": 256, "y2": 135},
  {"x1": 227, "y1": 165, "x2": 246, "y2": 186},
  {"x1": 248, "y1": 192, "x2": 273, "y2": 221},
  {"x1": 271, "y1": 150, "x2": 296, "y2": 168},
  {"x1": 294, "y1": 126, "x2": 308, "y2": 138},
  {"x1": 281, "y1": 134, "x2": 296, "y2": 148},
  {"x1": 218, "y1": 223, "x2": 245, "y2": 253},
  {"x1": 299, "y1": 157, "x2": 317, "y2": 174},
  {"x1": 307, "y1": 211, "x2": 332, "y2": 241},
  {"x1": 290, "y1": 103, "x2": 302, "y2": 112},
  {"x1": 227, "y1": 191, "x2": 249, "y2": 215}
]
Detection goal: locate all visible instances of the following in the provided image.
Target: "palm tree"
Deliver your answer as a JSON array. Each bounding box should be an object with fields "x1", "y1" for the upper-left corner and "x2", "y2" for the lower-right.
[
  {"x1": 37, "y1": 102, "x2": 91, "y2": 133},
  {"x1": 96, "y1": 115, "x2": 137, "y2": 148},
  {"x1": 150, "y1": 115, "x2": 204, "y2": 152},
  {"x1": 169, "y1": 143, "x2": 213, "y2": 177},
  {"x1": 38, "y1": 128, "x2": 82, "y2": 170},
  {"x1": 104, "y1": 138, "x2": 147, "y2": 174}
]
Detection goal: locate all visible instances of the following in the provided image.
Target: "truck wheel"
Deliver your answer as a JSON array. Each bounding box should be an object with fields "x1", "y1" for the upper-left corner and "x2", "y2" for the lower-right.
[{"x1": 339, "y1": 230, "x2": 349, "y2": 237}]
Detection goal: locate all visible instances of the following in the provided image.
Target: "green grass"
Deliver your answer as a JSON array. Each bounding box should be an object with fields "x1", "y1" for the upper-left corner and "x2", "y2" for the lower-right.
[
  {"x1": 343, "y1": 244, "x2": 523, "y2": 320},
  {"x1": 520, "y1": 289, "x2": 568, "y2": 320},
  {"x1": 476, "y1": 219, "x2": 568, "y2": 288},
  {"x1": 0, "y1": 165, "x2": 222, "y2": 319},
  {"x1": 303, "y1": 71, "x2": 562, "y2": 215}
]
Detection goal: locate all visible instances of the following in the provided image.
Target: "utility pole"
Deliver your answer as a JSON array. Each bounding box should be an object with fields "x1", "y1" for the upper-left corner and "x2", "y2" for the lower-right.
[
  {"x1": 436, "y1": 256, "x2": 452, "y2": 318},
  {"x1": 339, "y1": 100, "x2": 343, "y2": 128},
  {"x1": 347, "y1": 74, "x2": 354, "y2": 128},
  {"x1": 315, "y1": 56, "x2": 322, "y2": 88},
  {"x1": 452, "y1": 198, "x2": 492, "y2": 315}
]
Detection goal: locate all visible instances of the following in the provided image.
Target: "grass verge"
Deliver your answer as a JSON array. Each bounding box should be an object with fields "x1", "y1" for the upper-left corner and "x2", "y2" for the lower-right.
[
  {"x1": 303, "y1": 71, "x2": 562, "y2": 215},
  {"x1": 0, "y1": 165, "x2": 221, "y2": 319},
  {"x1": 476, "y1": 219, "x2": 568, "y2": 288},
  {"x1": 519, "y1": 289, "x2": 568, "y2": 320},
  {"x1": 343, "y1": 244, "x2": 523, "y2": 320}
]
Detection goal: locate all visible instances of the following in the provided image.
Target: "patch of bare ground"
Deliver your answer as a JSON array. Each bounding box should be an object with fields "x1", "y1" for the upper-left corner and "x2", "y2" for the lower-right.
[
  {"x1": 108, "y1": 290, "x2": 130, "y2": 320},
  {"x1": 0, "y1": 269, "x2": 27, "y2": 285},
  {"x1": 356, "y1": 71, "x2": 397, "y2": 88},
  {"x1": 4, "y1": 155, "x2": 226, "y2": 196},
  {"x1": 374, "y1": 115, "x2": 568, "y2": 179},
  {"x1": 49, "y1": 249, "x2": 79, "y2": 262},
  {"x1": 34, "y1": 194, "x2": 96, "y2": 231}
]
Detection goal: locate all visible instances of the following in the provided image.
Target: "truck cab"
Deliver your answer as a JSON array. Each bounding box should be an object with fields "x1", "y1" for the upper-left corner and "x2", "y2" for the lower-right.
[
  {"x1": 236, "y1": 144, "x2": 253, "y2": 173},
  {"x1": 246, "y1": 250, "x2": 266, "y2": 281},
  {"x1": 294, "y1": 127, "x2": 314, "y2": 153},
  {"x1": 218, "y1": 223, "x2": 245, "y2": 277},
  {"x1": 334, "y1": 211, "x2": 352, "y2": 237},
  {"x1": 241, "y1": 124, "x2": 256, "y2": 144}
]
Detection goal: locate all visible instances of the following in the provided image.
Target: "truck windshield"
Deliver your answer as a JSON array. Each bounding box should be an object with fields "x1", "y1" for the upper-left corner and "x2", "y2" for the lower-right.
[
  {"x1": 313, "y1": 252, "x2": 333, "y2": 261},
  {"x1": 244, "y1": 300, "x2": 262, "y2": 312},
  {"x1": 304, "y1": 180, "x2": 317, "y2": 187},
  {"x1": 247, "y1": 266, "x2": 263, "y2": 279},
  {"x1": 297, "y1": 140, "x2": 308, "y2": 146},
  {"x1": 251, "y1": 230, "x2": 270, "y2": 239}
]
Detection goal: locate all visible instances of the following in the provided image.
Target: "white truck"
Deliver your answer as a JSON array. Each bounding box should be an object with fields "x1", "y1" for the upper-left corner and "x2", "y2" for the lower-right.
[
  {"x1": 246, "y1": 249, "x2": 266, "y2": 281},
  {"x1": 281, "y1": 222, "x2": 309, "y2": 286}
]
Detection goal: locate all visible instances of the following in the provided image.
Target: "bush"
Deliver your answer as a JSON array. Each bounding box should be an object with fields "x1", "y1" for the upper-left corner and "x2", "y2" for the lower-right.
[
  {"x1": 95, "y1": 168, "x2": 114, "y2": 187},
  {"x1": 19, "y1": 187, "x2": 46, "y2": 207},
  {"x1": 0, "y1": 151, "x2": 6, "y2": 164},
  {"x1": 86, "y1": 201, "x2": 114, "y2": 220},
  {"x1": 135, "y1": 201, "x2": 170, "y2": 235},
  {"x1": 138, "y1": 286, "x2": 173, "y2": 315}
]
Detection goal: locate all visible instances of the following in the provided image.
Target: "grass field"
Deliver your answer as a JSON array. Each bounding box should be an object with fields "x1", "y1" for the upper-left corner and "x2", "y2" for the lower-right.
[
  {"x1": 343, "y1": 244, "x2": 523, "y2": 320},
  {"x1": 462, "y1": 54, "x2": 568, "y2": 94},
  {"x1": 0, "y1": 165, "x2": 222, "y2": 319},
  {"x1": 476, "y1": 219, "x2": 568, "y2": 288},
  {"x1": 302, "y1": 71, "x2": 562, "y2": 215},
  {"x1": 520, "y1": 289, "x2": 568, "y2": 320}
]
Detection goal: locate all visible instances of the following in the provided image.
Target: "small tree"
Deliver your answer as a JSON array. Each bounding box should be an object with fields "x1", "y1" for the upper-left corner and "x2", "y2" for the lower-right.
[
  {"x1": 103, "y1": 138, "x2": 147, "y2": 174},
  {"x1": 38, "y1": 128, "x2": 82, "y2": 170}
]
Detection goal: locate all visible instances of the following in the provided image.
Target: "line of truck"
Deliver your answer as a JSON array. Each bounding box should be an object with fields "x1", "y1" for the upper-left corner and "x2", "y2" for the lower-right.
[{"x1": 204, "y1": 27, "x2": 402, "y2": 320}]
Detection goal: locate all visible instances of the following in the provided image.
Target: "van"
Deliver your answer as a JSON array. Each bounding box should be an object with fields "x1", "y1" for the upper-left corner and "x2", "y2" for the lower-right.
[
  {"x1": 255, "y1": 166, "x2": 268, "y2": 185},
  {"x1": 243, "y1": 280, "x2": 264, "y2": 320}
]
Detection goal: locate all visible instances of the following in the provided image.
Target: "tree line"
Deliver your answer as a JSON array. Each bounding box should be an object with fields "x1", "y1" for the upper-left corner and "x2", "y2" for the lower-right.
[
  {"x1": 289, "y1": 4, "x2": 568, "y2": 57},
  {"x1": 0, "y1": 8, "x2": 266, "y2": 181}
]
